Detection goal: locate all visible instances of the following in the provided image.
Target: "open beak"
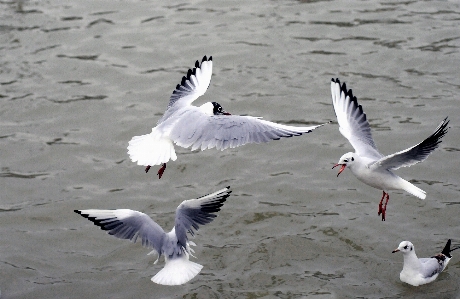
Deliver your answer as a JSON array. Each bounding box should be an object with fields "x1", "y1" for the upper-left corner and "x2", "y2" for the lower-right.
[
  {"x1": 332, "y1": 164, "x2": 346, "y2": 177},
  {"x1": 392, "y1": 249, "x2": 400, "y2": 253}
]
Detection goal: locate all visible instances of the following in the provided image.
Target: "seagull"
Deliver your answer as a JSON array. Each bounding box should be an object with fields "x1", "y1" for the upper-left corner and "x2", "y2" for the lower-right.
[
  {"x1": 330, "y1": 78, "x2": 449, "y2": 221},
  {"x1": 392, "y1": 239, "x2": 460, "y2": 286},
  {"x1": 74, "y1": 186, "x2": 231, "y2": 285},
  {"x1": 128, "y1": 56, "x2": 328, "y2": 178}
]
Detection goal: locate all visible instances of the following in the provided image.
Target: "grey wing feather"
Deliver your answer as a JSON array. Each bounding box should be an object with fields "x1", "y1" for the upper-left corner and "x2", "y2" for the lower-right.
[
  {"x1": 174, "y1": 187, "x2": 231, "y2": 248},
  {"x1": 372, "y1": 117, "x2": 449, "y2": 170},
  {"x1": 169, "y1": 110, "x2": 328, "y2": 151},
  {"x1": 419, "y1": 257, "x2": 444, "y2": 278},
  {"x1": 331, "y1": 78, "x2": 382, "y2": 160},
  {"x1": 75, "y1": 209, "x2": 165, "y2": 255}
]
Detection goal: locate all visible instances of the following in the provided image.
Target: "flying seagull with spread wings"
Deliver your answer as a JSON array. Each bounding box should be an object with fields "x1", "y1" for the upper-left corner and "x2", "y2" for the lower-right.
[
  {"x1": 128, "y1": 56, "x2": 328, "y2": 178},
  {"x1": 330, "y1": 78, "x2": 449, "y2": 220},
  {"x1": 75, "y1": 186, "x2": 231, "y2": 285}
]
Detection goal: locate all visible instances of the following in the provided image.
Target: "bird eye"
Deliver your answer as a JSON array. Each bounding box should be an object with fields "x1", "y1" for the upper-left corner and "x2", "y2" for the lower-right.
[
  {"x1": 344, "y1": 159, "x2": 348, "y2": 163},
  {"x1": 403, "y1": 245, "x2": 408, "y2": 249}
]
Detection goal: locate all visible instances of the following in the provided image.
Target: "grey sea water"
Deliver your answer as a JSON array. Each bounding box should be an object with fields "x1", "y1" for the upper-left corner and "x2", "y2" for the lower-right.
[{"x1": 1, "y1": 0, "x2": 459, "y2": 298}]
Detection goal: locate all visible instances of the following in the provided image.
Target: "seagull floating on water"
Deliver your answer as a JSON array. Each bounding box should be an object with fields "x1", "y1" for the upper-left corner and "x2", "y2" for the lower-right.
[
  {"x1": 128, "y1": 56, "x2": 328, "y2": 178},
  {"x1": 74, "y1": 186, "x2": 231, "y2": 285},
  {"x1": 392, "y1": 239, "x2": 459, "y2": 286},
  {"x1": 330, "y1": 78, "x2": 449, "y2": 221}
]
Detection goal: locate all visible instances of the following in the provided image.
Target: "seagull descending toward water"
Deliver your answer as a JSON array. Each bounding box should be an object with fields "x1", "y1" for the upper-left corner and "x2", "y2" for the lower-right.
[
  {"x1": 128, "y1": 56, "x2": 329, "y2": 178},
  {"x1": 392, "y1": 239, "x2": 459, "y2": 286},
  {"x1": 74, "y1": 186, "x2": 231, "y2": 285},
  {"x1": 330, "y1": 78, "x2": 449, "y2": 221}
]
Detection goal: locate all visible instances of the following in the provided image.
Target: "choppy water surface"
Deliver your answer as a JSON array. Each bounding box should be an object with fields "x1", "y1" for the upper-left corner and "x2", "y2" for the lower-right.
[{"x1": 1, "y1": 0, "x2": 459, "y2": 298}]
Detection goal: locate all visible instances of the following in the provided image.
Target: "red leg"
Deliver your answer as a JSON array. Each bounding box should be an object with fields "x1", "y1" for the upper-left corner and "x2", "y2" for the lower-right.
[
  {"x1": 381, "y1": 192, "x2": 389, "y2": 221},
  {"x1": 145, "y1": 165, "x2": 151, "y2": 173},
  {"x1": 157, "y1": 163, "x2": 166, "y2": 179},
  {"x1": 378, "y1": 191, "x2": 385, "y2": 216}
]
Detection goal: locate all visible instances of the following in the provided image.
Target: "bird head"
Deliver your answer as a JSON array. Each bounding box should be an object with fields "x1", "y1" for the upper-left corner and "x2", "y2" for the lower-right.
[
  {"x1": 392, "y1": 241, "x2": 414, "y2": 254},
  {"x1": 211, "y1": 102, "x2": 231, "y2": 115},
  {"x1": 332, "y1": 152, "x2": 355, "y2": 177}
]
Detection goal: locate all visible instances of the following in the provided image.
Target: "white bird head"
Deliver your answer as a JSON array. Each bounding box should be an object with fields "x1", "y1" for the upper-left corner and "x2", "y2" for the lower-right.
[
  {"x1": 332, "y1": 152, "x2": 355, "y2": 177},
  {"x1": 392, "y1": 241, "x2": 414, "y2": 254}
]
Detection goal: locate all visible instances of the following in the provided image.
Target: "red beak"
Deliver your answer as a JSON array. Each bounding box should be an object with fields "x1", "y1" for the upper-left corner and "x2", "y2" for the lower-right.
[
  {"x1": 332, "y1": 164, "x2": 346, "y2": 177},
  {"x1": 223, "y1": 111, "x2": 231, "y2": 115}
]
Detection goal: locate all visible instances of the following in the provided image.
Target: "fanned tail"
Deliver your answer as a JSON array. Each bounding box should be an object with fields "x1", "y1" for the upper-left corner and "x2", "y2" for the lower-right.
[
  {"x1": 127, "y1": 130, "x2": 177, "y2": 166},
  {"x1": 151, "y1": 254, "x2": 203, "y2": 285}
]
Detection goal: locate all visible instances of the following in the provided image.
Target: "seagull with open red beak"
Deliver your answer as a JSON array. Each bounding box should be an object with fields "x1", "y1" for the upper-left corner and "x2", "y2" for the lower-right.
[{"x1": 330, "y1": 78, "x2": 449, "y2": 221}]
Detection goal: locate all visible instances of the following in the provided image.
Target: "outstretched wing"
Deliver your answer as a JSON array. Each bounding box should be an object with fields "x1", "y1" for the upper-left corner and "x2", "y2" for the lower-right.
[
  {"x1": 167, "y1": 56, "x2": 213, "y2": 109},
  {"x1": 331, "y1": 78, "x2": 382, "y2": 160},
  {"x1": 174, "y1": 187, "x2": 231, "y2": 248},
  {"x1": 75, "y1": 209, "x2": 165, "y2": 255},
  {"x1": 169, "y1": 108, "x2": 328, "y2": 151},
  {"x1": 372, "y1": 118, "x2": 449, "y2": 170}
]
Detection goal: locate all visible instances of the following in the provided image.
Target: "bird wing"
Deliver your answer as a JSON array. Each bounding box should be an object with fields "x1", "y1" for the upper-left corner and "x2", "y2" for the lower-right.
[
  {"x1": 331, "y1": 78, "x2": 382, "y2": 160},
  {"x1": 372, "y1": 118, "x2": 449, "y2": 170},
  {"x1": 419, "y1": 257, "x2": 445, "y2": 279},
  {"x1": 75, "y1": 209, "x2": 165, "y2": 255},
  {"x1": 169, "y1": 108, "x2": 328, "y2": 151},
  {"x1": 167, "y1": 56, "x2": 213, "y2": 109},
  {"x1": 174, "y1": 187, "x2": 231, "y2": 248}
]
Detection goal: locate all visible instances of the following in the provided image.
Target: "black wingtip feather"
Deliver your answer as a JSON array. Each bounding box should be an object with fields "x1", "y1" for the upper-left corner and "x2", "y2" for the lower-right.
[
  {"x1": 201, "y1": 55, "x2": 212, "y2": 63},
  {"x1": 334, "y1": 78, "x2": 368, "y2": 123},
  {"x1": 442, "y1": 239, "x2": 452, "y2": 257},
  {"x1": 170, "y1": 56, "x2": 212, "y2": 103},
  {"x1": 75, "y1": 210, "x2": 122, "y2": 232},
  {"x1": 334, "y1": 78, "x2": 356, "y2": 103},
  {"x1": 417, "y1": 117, "x2": 449, "y2": 156}
]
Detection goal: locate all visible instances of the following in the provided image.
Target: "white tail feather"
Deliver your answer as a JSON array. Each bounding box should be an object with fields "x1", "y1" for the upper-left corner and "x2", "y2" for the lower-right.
[
  {"x1": 127, "y1": 131, "x2": 177, "y2": 166},
  {"x1": 151, "y1": 255, "x2": 203, "y2": 285},
  {"x1": 401, "y1": 179, "x2": 426, "y2": 199}
]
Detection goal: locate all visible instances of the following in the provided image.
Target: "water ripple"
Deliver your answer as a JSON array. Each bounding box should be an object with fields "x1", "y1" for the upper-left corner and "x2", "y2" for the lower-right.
[
  {"x1": 0, "y1": 169, "x2": 48, "y2": 179},
  {"x1": 56, "y1": 54, "x2": 99, "y2": 61},
  {"x1": 50, "y1": 95, "x2": 107, "y2": 103}
]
